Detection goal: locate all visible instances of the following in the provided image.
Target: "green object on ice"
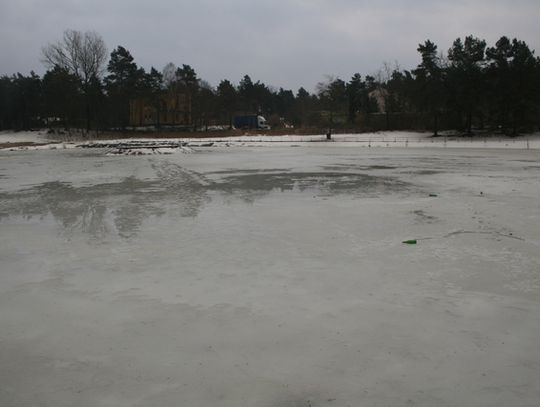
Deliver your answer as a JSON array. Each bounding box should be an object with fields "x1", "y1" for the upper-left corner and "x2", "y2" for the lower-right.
[{"x1": 403, "y1": 239, "x2": 417, "y2": 245}]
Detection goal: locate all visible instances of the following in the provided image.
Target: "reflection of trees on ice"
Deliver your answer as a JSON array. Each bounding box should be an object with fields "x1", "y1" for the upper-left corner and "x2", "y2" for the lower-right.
[
  {"x1": 0, "y1": 167, "x2": 209, "y2": 238},
  {"x1": 0, "y1": 159, "x2": 414, "y2": 238}
]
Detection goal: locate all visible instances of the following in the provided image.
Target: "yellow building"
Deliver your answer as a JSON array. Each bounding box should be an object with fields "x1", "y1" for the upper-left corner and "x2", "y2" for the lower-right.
[{"x1": 129, "y1": 92, "x2": 191, "y2": 127}]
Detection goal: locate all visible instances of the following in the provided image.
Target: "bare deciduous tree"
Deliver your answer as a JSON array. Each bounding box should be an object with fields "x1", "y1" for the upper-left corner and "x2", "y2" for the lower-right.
[
  {"x1": 42, "y1": 29, "x2": 107, "y2": 131},
  {"x1": 162, "y1": 62, "x2": 177, "y2": 90},
  {"x1": 42, "y1": 29, "x2": 107, "y2": 84}
]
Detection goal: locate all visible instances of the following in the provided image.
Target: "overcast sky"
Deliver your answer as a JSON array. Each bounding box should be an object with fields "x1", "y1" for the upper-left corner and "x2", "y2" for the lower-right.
[{"x1": 1, "y1": 0, "x2": 539, "y2": 92}]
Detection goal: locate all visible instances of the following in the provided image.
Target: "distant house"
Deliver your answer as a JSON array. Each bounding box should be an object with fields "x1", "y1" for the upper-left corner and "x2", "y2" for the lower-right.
[{"x1": 129, "y1": 92, "x2": 192, "y2": 127}]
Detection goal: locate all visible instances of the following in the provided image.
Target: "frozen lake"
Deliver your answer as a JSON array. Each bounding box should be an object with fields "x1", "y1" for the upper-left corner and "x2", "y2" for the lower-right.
[{"x1": 1, "y1": 146, "x2": 540, "y2": 406}]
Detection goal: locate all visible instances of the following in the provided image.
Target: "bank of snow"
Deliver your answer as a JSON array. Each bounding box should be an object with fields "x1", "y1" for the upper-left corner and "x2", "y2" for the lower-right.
[
  {"x1": 2, "y1": 130, "x2": 540, "y2": 151},
  {"x1": 0, "y1": 130, "x2": 58, "y2": 145}
]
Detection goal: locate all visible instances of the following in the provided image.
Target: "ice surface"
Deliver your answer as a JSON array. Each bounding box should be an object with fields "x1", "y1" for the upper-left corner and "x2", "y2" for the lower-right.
[{"x1": 1, "y1": 146, "x2": 539, "y2": 406}]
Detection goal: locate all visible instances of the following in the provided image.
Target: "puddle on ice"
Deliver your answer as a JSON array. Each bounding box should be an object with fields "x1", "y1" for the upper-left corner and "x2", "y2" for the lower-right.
[
  {"x1": 213, "y1": 171, "x2": 410, "y2": 195},
  {"x1": 0, "y1": 155, "x2": 414, "y2": 238}
]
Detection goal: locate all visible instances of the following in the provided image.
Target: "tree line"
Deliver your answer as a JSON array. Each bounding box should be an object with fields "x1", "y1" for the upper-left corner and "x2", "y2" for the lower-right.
[{"x1": 1, "y1": 30, "x2": 539, "y2": 135}]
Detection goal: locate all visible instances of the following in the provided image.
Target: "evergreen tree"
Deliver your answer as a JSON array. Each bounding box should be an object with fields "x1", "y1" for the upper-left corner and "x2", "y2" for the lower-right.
[
  {"x1": 413, "y1": 40, "x2": 447, "y2": 135},
  {"x1": 447, "y1": 36, "x2": 487, "y2": 134},
  {"x1": 238, "y1": 74, "x2": 254, "y2": 107},
  {"x1": 42, "y1": 66, "x2": 82, "y2": 128},
  {"x1": 486, "y1": 37, "x2": 539, "y2": 133},
  {"x1": 238, "y1": 74, "x2": 273, "y2": 114},
  {"x1": 0, "y1": 73, "x2": 42, "y2": 130},
  {"x1": 194, "y1": 80, "x2": 216, "y2": 130},
  {"x1": 386, "y1": 69, "x2": 413, "y2": 113},
  {"x1": 140, "y1": 67, "x2": 164, "y2": 128},
  {"x1": 291, "y1": 87, "x2": 311, "y2": 127},
  {"x1": 275, "y1": 88, "x2": 295, "y2": 122},
  {"x1": 174, "y1": 64, "x2": 199, "y2": 94},
  {"x1": 317, "y1": 77, "x2": 347, "y2": 128},
  {"x1": 216, "y1": 79, "x2": 238, "y2": 128},
  {"x1": 105, "y1": 46, "x2": 145, "y2": 128},
  {"x1": 171, "y1": 64, "x2": 199, "y2": 128},
  {"x1": 347, "y1": 73, "x2": 364, "y2": 124},
  {"x1": 86, "y1": 74, "x2": 106, "y2": 132}
]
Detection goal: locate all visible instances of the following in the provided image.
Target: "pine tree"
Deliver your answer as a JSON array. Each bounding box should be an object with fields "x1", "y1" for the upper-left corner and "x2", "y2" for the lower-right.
[
  {"x1": 347, "y1": 73, "x2": 364, "y2": 124},
  {"x1": 486, "y1": 37, "x2": 539, "y2": 134},
  {"x1": 105, "y1": 46, "x2": 145, "y2": 128},
  {"x1": 42, "y1": 66, "x2": 82, "y2": 128},
  {"x1": 447, "y1": 36, "x2": 487, "y2": 134},
  {"x1": 413, "y1": 40, "x2": 447, "y2": 135},
  {"x1": 217, "y1": 79, "x2": 238, "y2": 128}
]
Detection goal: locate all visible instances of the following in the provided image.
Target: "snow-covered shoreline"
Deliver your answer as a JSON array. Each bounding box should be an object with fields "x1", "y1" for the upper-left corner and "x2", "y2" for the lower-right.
[{"x1": 2, "y1": 130, "x2": 540, "y2": 152}]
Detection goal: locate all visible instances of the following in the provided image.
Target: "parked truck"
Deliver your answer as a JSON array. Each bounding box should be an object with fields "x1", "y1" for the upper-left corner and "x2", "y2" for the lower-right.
[{"x1": 233, "y1": 115, "x2": 270, "y2": 130}]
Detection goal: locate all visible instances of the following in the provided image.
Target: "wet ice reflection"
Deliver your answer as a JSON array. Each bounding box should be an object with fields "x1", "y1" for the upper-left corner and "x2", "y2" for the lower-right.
[
  {"x1": 0, "y1": 176, "x2": 203, "y2": 239},
  {"x1": 215, "y1": 171, "x2": 409, "y2": 194},
  {"x1": 0, "y1": 159, "x2": 413, "y2": 238}
]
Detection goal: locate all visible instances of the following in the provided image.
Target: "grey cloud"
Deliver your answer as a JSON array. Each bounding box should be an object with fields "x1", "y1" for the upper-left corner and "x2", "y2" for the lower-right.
[{"x1": 1, "y1": 0, "x2": 539, "y2": 91}]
